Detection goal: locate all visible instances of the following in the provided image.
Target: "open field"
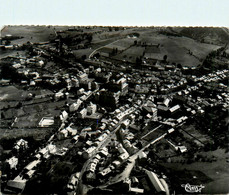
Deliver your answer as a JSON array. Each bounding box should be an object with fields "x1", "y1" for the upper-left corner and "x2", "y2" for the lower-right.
[
  {"x1": 113, "y1": 46, "x2": 145, "y2": 63},
  {"x1": 173, "y1": 27, "x2": 229, "y2": 45},
  {"x1": 181, "y1": 125, "x2": 212, "y2": 146},
  {"x1": 0, "y1": 127, "x2": 52, "y2": 140},
  {"x1": 162, "y1": 36, "x2": 220, "y2": 65},
  {"x1": 0, "y1": 50, "x2": 26, "y2": 59},
  {"x1": 160, "y1": 148, "x2": 229, "y2": 194},
  {"x1": 73, "y1": 48, "x2": 93, "y2": 58},
  {"x1": 154, "y1": 139, "x2": 178, "y2": 158},
  {"x1": 92, "y1": 28, "x2": 221, "y2": 66},
  {"x1": 105, "y1": 37, "x2": 136, "y2": 51},
  {"x1": 0, "y1": 86, "x2": 62, "y2": 140},
  {"x1": 1, "y1": 25, "x2": 56, "y2": 44},
  {"x1": 1, "y1": 26, "x2": 223, "y2": 67},
  {"x1": 140, "y1": 33, "x2": 220, "y2": 66},
  {"x1": 92, "y1": 28, "x2": 135, "y2": 43},
  {"x1": 0, "y1": 86, "x2": 53, "y2": 106},
  {"x1": 0, "y1": 86, "x2": 27, "y2": 101}
]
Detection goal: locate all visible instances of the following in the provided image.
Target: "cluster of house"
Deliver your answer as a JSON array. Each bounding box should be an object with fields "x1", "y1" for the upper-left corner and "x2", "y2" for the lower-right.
[
  {"x1": 161, "y1": 77, "x2": 188, "y2": 94},
  {"x1": 192, "y1": 69, "x2": 228, "y2": 83},
  {"x1": 2, "y1": 31, "x2": 229, "y2": 194},
  {"x1": 172, "y1": 68, "x2": 229, "y2": 114},
  {"x1": 5, "y1": 139, "x2": 28, "y2": 171},
  {"x1": 4, "y1": 134, "x2": 71, "y2": 193}
]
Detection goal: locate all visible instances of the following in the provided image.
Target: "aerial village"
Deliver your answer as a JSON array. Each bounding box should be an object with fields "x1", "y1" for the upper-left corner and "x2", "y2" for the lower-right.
[{"x1": 0, "y1": 26, "x2": 229, "y2": 194}]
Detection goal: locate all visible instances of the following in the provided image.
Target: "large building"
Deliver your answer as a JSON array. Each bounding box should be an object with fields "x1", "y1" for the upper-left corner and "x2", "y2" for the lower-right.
[
  {"x1": 69, "y1": 99, "x2": 82, "y2": 112},
  {"x1": 39, "y1": 117, "x2": 54, "y2": 127},
  {"x1": 78, "y1": 108, "x2": 87, "y2": 119},
  {"x1": 87, "y1": 102, "x2": 97, "y2": 115},
  {"x1": 77, "y1": 72, "x2": 88, "y2": 83},
  {"x1": 145, "y1": 170, "x2": 166, "y2": 194},
  {"x1": 117, "y1": 78, "x2": 129, "y2": 96},
  {"x1": 99, "y1": 90, "x2": 120, "y2": 110},
  {"x1": 108, "y1": 78, "x2": 129, "y2": 96}
]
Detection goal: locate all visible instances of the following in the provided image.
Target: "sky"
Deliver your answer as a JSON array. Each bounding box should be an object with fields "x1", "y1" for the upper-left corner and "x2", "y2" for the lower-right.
[{"x1": 0, "y1": 0, "x2": 229, "y2": 29}]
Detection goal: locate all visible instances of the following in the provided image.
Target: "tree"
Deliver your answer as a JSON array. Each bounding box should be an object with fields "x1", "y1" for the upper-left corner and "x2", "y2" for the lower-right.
[
  {"x1": 87, "y1": 34, "x2": 93, "y2": 43},
  {"x1": 81, "y1": 55, "x2": 86, "y2": 61},
  {"x1": 93, "y1": 53, "x2": 100, "y2": 59},
  {"x1": 114, "y1": 27, "x2": 119, "y2": 31},
  {"x1": 136, "y1": 57, "x2": 142, "y2": 65},
  {"x1": 5, "y1": 40, "x2": 11, "y2": 45},
  {"x1": 163, "y1": 55, "x2": 167, "y2": 62},
  {"x1": 112, "y1": 48, "x2": 115, "y2": 55}
]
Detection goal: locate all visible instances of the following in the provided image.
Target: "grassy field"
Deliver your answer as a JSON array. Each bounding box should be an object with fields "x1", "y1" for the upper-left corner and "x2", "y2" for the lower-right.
[
  {"x1": 105, "y1": 38, "x2": 136, "y2": 51},
  {"x1": 1, "y1": 25, "x2": 56, "y2": 44},
  {"x1": 92, "y1": 28, "x2": 135, "y2": 43},
  {"x1": 139, "y1": 33, "x2": 220, "y2": 66},
  {"x1": 0, "y1": 85, "x2": 61, "y2": 140},
  {"x1": 97, "y1": 28, "x2": 221, "y2": 66},
  {"x1": 160, "y1": 148, "x2": 229, "y2": 194},
  {"x1": 0, "y1": 86, "x2": 53, "y2": 103},
  {"x1": 1, "y1": 26, "x2": 222, "y2": 67},
  {"x1": 73, "y1": 48, "x2": 93, "y2": 58},
  {"x1": 181, "y1": 125, "x2": 212, "y2": 146},
  {"x1": 174, "y1": 27, "x2": 229, "y2": 45},
  {"x1": 113, "y1": 46, "x2": 145, "y2": 63},
  {"x1": 0, "y1": 86, "x2": 26, "y2": 101},
  {"x1": 0, "y1": 50, "x2": 26, "y2": 59},
  {"x1": 0, "y1": 127, "x2": 52, "y2": 140}
]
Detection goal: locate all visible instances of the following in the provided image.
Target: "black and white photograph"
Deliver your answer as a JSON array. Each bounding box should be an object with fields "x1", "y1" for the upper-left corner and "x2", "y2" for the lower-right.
[{"x1": 0, "y1": 0, "x2": 229, "y2": 194}]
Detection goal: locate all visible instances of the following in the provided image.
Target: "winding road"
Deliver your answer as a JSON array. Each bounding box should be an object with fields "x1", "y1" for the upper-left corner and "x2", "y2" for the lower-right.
[{"x1": 88, "y1": 39, "x2": 120, "y2": 59}]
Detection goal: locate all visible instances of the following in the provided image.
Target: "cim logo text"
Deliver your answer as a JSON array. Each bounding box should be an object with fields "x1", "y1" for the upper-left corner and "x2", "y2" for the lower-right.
[{"x1": 181, "y1": 183, "x2": 205, "y2": 193}]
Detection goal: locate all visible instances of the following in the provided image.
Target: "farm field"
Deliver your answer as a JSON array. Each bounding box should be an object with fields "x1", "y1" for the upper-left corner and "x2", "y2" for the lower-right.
[
  {"x1": 180, "y1": 125, "x2": 212, "y2": 146},
  {"x1": 0, "y1": 86, "x2": 27, "y2": 101},
  {"x1": 1, "y1": 26, "x2": 224, "y2": 67},
  {"x1": 0, "y1": 127, "x2": 52, "y2": 140},
  {"x1": 73, "y1": 48, "x2": 93, "y2": 58},
  {"x1": 1, "y1": 26, "x2": 56, "y2": 44},
  {"x1": 160, "y1": 148, "x2": 229, "y2": 194},
  {"x1": 113, "y1": 45, "x2": 145, "y2": 63},
  {"x1": 92, "y1": 29, "x2": 221, "y2": 66},
  {"x1": 105, "y1": 37, "x2": 137, "y2": 51},
  {"x1": 0, "y1": 50, "x2": 26, "y2": 59},
  {"x1": 0, "y1": 86, "x2": 53, "y2": 103},
  {"x1": 140, "y1": 34, "x2": 220, "y2": 66},
  {"x1": 0, "y1": 85, "x2": 62, "y2": 140}
]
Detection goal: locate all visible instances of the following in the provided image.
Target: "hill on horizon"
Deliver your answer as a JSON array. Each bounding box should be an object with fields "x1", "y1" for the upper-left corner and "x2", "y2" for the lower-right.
[{"x1": 1, "y1": 25, "x2": 228, "y2": 67}]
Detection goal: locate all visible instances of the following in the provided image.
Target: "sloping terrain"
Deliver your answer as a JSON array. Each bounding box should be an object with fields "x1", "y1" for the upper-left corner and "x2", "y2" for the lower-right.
[
  {"x1": 1, "y1": 26, "x2": 226, "y2": 66},
  {"x1": 1, "y1": 25, "x2": 56, "y2": 44},
  {"x1": 173, "y1": 27, "x2": 229, "y2": 45}
]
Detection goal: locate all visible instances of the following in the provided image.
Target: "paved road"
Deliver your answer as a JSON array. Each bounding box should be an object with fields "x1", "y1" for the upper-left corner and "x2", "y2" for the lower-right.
[{"x1": 88, "y1": 39, "x2": 120, "y2": 59}]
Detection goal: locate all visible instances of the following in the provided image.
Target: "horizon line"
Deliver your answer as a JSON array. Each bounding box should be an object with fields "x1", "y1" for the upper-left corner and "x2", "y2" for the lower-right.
[{"x1": 1, "y1": 24, "x2": 229, "y2": 28}]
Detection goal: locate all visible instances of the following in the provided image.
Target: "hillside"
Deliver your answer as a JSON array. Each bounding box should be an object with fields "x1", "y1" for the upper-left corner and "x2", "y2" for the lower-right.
[
  {"x1": 1, "y1": 26, "x2": 227, "y2": 66},
  {"x1": 172, "y1": 27, "x2": 229, "y2": 45}
]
